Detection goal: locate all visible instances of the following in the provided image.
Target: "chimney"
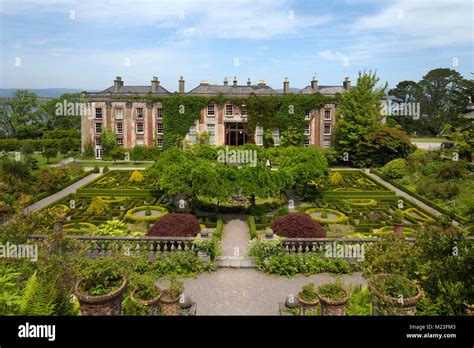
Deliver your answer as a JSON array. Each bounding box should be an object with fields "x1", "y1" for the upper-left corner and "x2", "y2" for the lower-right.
[
  {"x1": 223, "y1": 77, "x2": 228, "y2": 86},
  {"x1": 151, "y1": 76, "x2": 160, "y2": 93},
  {"x1": 311, "y1": 74, "x2": 318, "y2": 91},
  {"x1": 114, "y1": 76, "x2": 123, "y2": 92},
  {"x1": 343, "y1": 76, "x2": 351, "y2": 90},
  {"x1": 247, "y1": 78, "x2": 251, "y2": 86},
  {"x1": 179, "y1": 76, "x2": 185, "y2": 94},
  {"x1": 258, "y1": 80, "x2": 266, "y2": 89},
  {"x1": 233, "y1": 76, "x2": 238, "y2": 87},
  {"x1": 283, "y1": 77, "x2": 289, "y2": 94}
]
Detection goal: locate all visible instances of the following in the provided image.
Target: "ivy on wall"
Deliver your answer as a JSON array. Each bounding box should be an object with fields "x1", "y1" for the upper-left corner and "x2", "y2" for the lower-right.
[{"x1": 90, "y1": 93, "x2": 336, "y2": 149}]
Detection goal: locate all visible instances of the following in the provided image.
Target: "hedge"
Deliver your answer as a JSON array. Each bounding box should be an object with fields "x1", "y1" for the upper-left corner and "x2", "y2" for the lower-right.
[
  {"x1": 76, "y1": 188, "x2": 160, "y2": 197},
  {"x1": 247, "y1": 215, "x2": 257, "y2": 239},
  {"x1": 124, "y1": 205, "x2": 168, "y2": 222},
  {"x1": 0, "y1": 138, "x2": 80, "y2": 152},
  {"x1": 370, "y1": 169, "x2": 467, "y2": 224},
  {"x1": 305, "y1": 208, "x2": 348, "y2": 224}
]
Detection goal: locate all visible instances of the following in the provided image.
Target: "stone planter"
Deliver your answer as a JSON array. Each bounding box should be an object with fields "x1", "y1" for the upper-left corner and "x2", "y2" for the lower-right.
[
  {"x1": 160, "y1": 290, "x2": 181, "y2": 316},
  {"x1": 130, "y1": 288, "x2": 162, "y2": 316},
  {"x1": 369, "y1": 274, "x2": 422, "y2": 316},
  {"x1": 75, "y1": 277, "x2": 127, "y2": 316},
  {"x1": 297, "y1": 295, "x2": 319, "y2": 315},
  {"x1": 317, "y1": 290, "x2": 349, "y2": 316},
  {"x1": 394, "y1": 223, "x2": 404, "y2": 237}
]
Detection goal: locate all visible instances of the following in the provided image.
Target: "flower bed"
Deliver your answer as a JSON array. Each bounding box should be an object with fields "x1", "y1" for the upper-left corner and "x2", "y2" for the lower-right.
[
  {"x1": 305, "y1": 208, "x2": 348, "y2": 224},
  {"x1": 125, "y1": 206, "x2": 169, "y2": 222}
]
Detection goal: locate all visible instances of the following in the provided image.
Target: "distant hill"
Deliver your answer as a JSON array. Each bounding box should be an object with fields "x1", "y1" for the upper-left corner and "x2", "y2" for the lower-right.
[{"x1": 0, "y1": 88, "x2": 98, "y2": 99}]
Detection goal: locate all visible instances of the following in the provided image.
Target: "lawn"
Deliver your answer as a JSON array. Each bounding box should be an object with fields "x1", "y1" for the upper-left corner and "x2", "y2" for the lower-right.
[
  {"x1": 76, "y1": 161, "x2": 153, "y2": 168},
  {"x1": 410, "y1": 137, "x2": 448, "y2": 143}
]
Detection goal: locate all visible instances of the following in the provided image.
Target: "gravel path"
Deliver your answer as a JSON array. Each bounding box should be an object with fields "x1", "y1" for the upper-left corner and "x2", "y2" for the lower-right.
[
  {"x1": 183, "y1": 269, "x2": 366, "y2": 315},
  {"x1": 23, "y1": 173, "x2": 101, "y2": 213},
  {"x1": 220, "y1": 215, "x2": 251, "y2": 257}
]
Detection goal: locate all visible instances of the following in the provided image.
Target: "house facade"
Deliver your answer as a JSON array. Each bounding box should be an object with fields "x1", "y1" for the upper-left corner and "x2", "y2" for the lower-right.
[{"x1": 81, "y1": 75, "x2": 351, "y2": 157}]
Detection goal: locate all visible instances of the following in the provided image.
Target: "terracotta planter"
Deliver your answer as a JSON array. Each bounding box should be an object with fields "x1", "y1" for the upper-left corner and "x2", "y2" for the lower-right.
[
  {"x1": 160, "y1": 289, "x2": 181, "y2": 316},
  {"x1": 75, "y1": 277, "x2": 127, "y2": 316},
  {"x1": 297, "y1": 295, "x2": 319, "y2": 315},
  {"x1": 369, "y1": 274, "x2": 422, "y2": 316},
  {"x1": 130, "y1": 288, "x2": 162, "y2": 316},
  {"x1": 394, "y1": 223, "x2": 404, "y2": 237},
  {"x1": 317, "y1": 290, "x2": 349, "y2": 316}
]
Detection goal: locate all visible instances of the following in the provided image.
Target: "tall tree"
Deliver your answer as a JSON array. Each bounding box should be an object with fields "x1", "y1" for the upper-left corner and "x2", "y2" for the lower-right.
[
  {"x1": 0, "y1": 90, "x2": 39, "y2": 138},
  {"x1": 99, "y1": 127, "x2": 117, "y2": 156},
  {"x1": 334, "y1": 71, "x2": 387, "y2": 164},
  {"x1": 388, "y1": 80, "x2": 422, "y2": 134}
]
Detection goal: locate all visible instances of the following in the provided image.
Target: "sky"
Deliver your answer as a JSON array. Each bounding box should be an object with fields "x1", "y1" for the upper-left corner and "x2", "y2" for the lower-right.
[{"x1": 0, "y1": 0, "x2": 473, "y2": 92}]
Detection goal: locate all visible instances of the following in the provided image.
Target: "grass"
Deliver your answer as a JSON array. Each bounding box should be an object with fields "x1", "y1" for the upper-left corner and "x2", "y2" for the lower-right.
[
  {"x1": 410, "y1": 137, "x2": 448, "y2": 143},
  {"x1": 1, "y1": 152, "x2": 69, "y2": 165}
]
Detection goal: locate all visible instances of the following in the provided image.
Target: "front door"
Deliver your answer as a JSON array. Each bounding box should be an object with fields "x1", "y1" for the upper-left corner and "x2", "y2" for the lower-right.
[
  {"x1": 225, "y1": 123, "x2": 248, "y2": 146},
  {"x1": 95, "y1": 146, "x2": 102, "y2": 159}
]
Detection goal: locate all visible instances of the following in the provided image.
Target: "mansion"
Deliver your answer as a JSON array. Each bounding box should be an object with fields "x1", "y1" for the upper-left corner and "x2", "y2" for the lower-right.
[{"x1": 81, "y1": 75, "x2": 352, "y2": 157}]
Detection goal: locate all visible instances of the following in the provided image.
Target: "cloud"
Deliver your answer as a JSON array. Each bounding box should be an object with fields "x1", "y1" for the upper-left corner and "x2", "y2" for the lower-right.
[{"x1": 353, "y1": 0, "x2": 472, "y2": 46}]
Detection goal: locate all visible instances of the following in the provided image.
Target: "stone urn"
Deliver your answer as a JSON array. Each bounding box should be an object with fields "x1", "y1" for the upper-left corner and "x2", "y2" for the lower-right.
[
  {"x1": 200, "y1": 229, "x2": 209, "y2": 238},
  {"x1": 317, "y1": 289, "x2": 349, "y2": 316},
  {"x1": 75, "y1": 277, "x2": 127, "y2": 316},
  {"x1": 130, "y1": 288, "x2": 162, "y2": 316},
  {"x1": 369, "y1": 273, "x2": 422, "y2": 316},
  {"x1": 265, "y1": 229, "x2": 274, "y2": 239}
]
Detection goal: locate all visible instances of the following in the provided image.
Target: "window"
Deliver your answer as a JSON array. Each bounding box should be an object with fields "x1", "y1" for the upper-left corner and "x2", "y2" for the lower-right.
[
  {"x1": 272, "y1": 128, "x2": 280, "y2": 146},
  {"x1": 304, "y1": 138, "x2": 310, "y2": 147},
  {"x1": 304, "y1": 124, "x2": 310, "y2": 136},
  {"x1": 115, "y1": 108, "x2": 123, "y2": 119},
  {"x1": 157, "y1": 137, "x2": 164, "y2": 147},
  {"x1": 188, "y1": 125, "x2": 197, "y2": 144},
  {"x1": 226, "y1": 105, "x2": 233, "y2": 117},
  {"x1": 323, "y1": 139, "x2": 331, "y2": 147},
  {"x1": 207, "y1": 124, "x2": 215, "y2": 144},
  {"x1": 137, "y1": 108, "x2": 144, "y2": 118},
  {"x1": 95, "y1": 138, "x2": 101, "y2": 146},
  {"x1": 117, "y1": 138, "x2": 123, "y2": 147},
  {"x1": 156, "y1": 108, "x2": 163, "y2": 118},
  {"x1": 305, "y1": 111, "x2": 310, "y2": 120},
  {"x1": 241, "y1": 105, "x2": 247, "y2": 116},
  {"x1": 323, "y1": 125, "x2": 331, "y2": 135},
  {"x1": 116, "y1": 122, "x2": 123, "y2": 134},
  {"x1": 256, "y1": 126, "x2": 264, "y2": 146},
  {"x1": 324, "y1": 109, "x2": 331, "y2": 120},
  {"x1": 136, "y1": 123, "x2": 144, "y2": 134},
  {"x1": 95, "y1": 108, "x2": 103, "y2": 119},
  {"x1": 207, "y1": 105, "x2": 215, "y2": 117},
  {"x1": 95, "y1": 122, "x2": 102, "y2": 134},
  {"x1": 157, "y1": 123, "x2": 164, "y2": 134}
]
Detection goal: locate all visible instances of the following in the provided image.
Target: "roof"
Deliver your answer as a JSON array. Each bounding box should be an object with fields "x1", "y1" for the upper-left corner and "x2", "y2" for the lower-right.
[
  {"x1": 92, "y1": 85, "x2": 172, "y2": 96},
  {"x1": 298, "y1": 85, "x2": 349, "y2": 95},
  {"x1": 187, "y1": 84, "x2": 281, "y2": 97}
]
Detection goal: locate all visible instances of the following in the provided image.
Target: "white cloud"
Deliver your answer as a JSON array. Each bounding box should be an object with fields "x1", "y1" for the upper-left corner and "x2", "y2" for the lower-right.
[
  {"x1": 1, "y1": 0, "x2": 331, "y2": 39},
  {"x1": 353, "y1": 0, "x2": 473, "y2": 47}
]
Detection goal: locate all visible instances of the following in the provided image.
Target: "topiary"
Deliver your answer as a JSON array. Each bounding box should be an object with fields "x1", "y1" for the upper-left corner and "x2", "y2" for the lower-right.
[
  {"x1": 92, "y1": 165, "x2": 100, "y2": 173},
  {"x1": 329, "y1": 172, "x2": 343, "y2": 185},
  {"x1": 382, "y1": 158, "x2": 409, "y2": 179},
  {"x1": 270, "y1": 213, "x2": 326, "y2": 238},
  {"x1": 147, "y1": 213, "x2": 200, "y2": 237},
  {"x1": 103, "y1": 166, "x2": 110, "y2": 173},
  {"x1": 85, "y1": 197, "x2": 108, "y2": 216},
  {"x1": 129, "y1": 170, "x2": 144, "y2": 183}
]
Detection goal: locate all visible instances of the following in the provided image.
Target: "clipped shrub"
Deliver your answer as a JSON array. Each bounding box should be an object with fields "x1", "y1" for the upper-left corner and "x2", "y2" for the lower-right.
[
  {"x1": 85, "y1": 197, "x2": 108, "y2": 216},
  {"x1": 382, "y1": 158, "x2": 409, "y2": 179},
  {"x1": 270, "y1": 213, "x2": 326, "y2": 238},
  {"x1": 147, "y1": 213, "x2": 200, "y2": 237},
  {"x1": 103, "y1": 166, "x2": 110, "y2": 173},
  {"x1": 129, "y1": 170, "x2": 144, "y2": 183},
  {"x1": 92, "y1": 165, "x2": 100, "y2": 173},
  {"x1": 329, "y1": 172, "x2": 343, "y2": 185}
]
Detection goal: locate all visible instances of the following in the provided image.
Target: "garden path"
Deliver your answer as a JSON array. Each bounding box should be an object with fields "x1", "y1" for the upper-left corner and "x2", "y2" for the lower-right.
[
  {"x1": 220, "y1": 215, "x2": 250, "y2": 257},
  {"x1": 23, "y1": 173, "x2": 101, "y2": 213},
  {"x1": 365, "y1": 169, "x2": 460, "y2": 225},
  {"x1": 182, "y1": 269, "x2": 366, "y2": 315}
]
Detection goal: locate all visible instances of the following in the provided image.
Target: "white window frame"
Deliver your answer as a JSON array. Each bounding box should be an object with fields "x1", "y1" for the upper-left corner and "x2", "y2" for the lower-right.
[
  {"x1": 241, "y1": 105, "x2": 247, "y2": 117},
  {"x1": 136, "y1": 108, "x2": 144, "y2": 119},
  {"x1": 324, "y1": 109, "x2": 331, "y2": 120},
  {"x1": 95, "y1": 122, "x2": 102, "y2": 134},
  {"x1": 157, "y1": 122, "x2": 164, "y2": 134},
  {"x1": 323, "y1": 124, "x2": 331, "y2": 135},
  {"x1": 256, "y1": 126, "x2": 264, "y2": 146},
  {"x1": 305, "y1": 111, "x2": 310, "y2": 120},
  {"x1": 272, "y1": 128, "x2": 280, "y2": 146},
  {"x1": 304, "y1": 124, "x2": 310, "y2": 136},
  {"x1": 323, "y1": 139, "x2": 331, "y2": 147},
  {"x1": 304, "y1": 137, "x2": 310, "y2": 147},
  {"x1": 95, "y1": 138, "x2": 101, "y2": 146},
  {"x1": 188, "y1": 125, "x2": 197, "y2": 144},
  {"x1": 207, "y1": 105, "x2": 215, "y2": 117},
  {"x1": 95, "y1": 108, "x2": 103, "y2": 119},
  {"x1": 156, "y1": 108, "x2": 163, "y2": 118},
  {"x1": 207, "y1": 124, "x2": 215, "y2": 144},
  {"x1": 225, "y1": 104, "x2": 233, "y2": 117},
  {"x1": 115, "y1": 108, "x2": 123, "y2": 119},
  {"x1": 136, "y1": 122, "x2": 144, "y2": 134},
  {"x1": 117, "y1": 138, "x2": 123, "y2": 147},
  {"x1": 116, "y1": 122, "x2": 123, "y2": 134}
]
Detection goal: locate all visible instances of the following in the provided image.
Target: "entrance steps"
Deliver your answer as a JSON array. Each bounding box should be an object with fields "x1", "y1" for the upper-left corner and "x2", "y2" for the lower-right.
[{"x1": 216, "y1": 256, "x2": 256, "y2": 268}]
